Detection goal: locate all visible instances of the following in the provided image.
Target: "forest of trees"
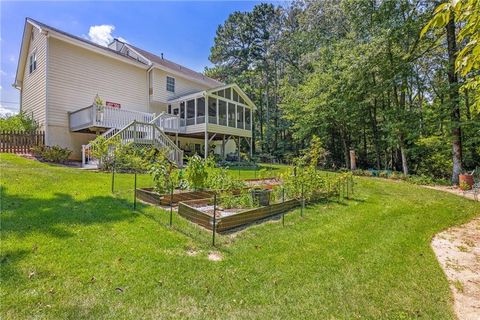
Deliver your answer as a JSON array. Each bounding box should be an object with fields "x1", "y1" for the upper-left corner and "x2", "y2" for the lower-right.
[{"x1": 206, "y1": 0, "x2": 479, "y2": 184}]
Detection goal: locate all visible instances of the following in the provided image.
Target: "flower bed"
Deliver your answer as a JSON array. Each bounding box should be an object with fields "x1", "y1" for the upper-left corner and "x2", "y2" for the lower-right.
[{"x1": 178, "y1": 197, "x2": 300, "y2": 233}]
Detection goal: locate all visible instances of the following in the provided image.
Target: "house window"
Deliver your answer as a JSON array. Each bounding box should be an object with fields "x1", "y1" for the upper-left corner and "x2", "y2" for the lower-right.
[
  {"x1": 166, "y1": 76, "x2": 175, "y2": 92},
  {"x1": 29, "y1": 51, "x2": 37, "y2": 74},
  {"x1": 168, "y1": 104, "x2": 172, "y2": 114}
]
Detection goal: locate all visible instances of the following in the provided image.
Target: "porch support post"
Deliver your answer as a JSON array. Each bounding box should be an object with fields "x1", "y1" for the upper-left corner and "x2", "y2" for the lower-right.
[
  {"x1": 204, "y1": 130, "x2": 208, "y2": 159},
  {"x1": 250, "y1": 137, "x2": 253, "y2": 158},
  {"x1": 222, "y1": 135, "x2": 226, "y2": 160},
  {"x1": 175, "y1": 132, "x2": 178, "y2": 146},
  {"x1": 237, "y1": 136, "x2": 241, "y2": 161}
]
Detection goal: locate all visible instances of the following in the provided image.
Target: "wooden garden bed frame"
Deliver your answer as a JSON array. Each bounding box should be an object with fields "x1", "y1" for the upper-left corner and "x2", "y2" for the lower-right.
[
  {"x1": 136, "y1": 178, "x2": 282, "y2": 206},
  {"x1": 178, "y1": 198, "x2": 300, "y2": 233}
]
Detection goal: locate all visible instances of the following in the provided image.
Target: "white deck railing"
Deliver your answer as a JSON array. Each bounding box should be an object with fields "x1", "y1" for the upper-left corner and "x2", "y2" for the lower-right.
[
  {"x1": 70, "y1": 105, "x2": 155, "y2": 131},
  {"x1": 150, "y1": 112, "x2": 180, "y2": 133}
]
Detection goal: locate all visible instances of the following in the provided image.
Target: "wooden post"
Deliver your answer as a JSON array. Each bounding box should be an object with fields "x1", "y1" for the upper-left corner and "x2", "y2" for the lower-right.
[
  {"x1": 237, "y1": 136, "x2": 241, "y2": 161},
  {"x1": 350, "y1": 150, "x2": 357, "y2": 170}
]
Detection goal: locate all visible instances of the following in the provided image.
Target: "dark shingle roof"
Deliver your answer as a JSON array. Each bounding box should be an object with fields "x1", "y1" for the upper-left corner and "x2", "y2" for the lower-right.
[
  {"x1": 27, "y1": 17, "x2": 223, "y2": 87},
  {"x1": 126, "y1": 43, "x2": 223, "y2": 87}
]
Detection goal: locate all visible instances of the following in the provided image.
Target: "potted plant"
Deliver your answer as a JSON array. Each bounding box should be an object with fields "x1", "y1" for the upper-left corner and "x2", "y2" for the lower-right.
[
  {"x1": 94, "y1": 94, "x2": 105, "y2": 123},
  {"x1": 251, "y1": 187, "x2": 271, "y2": 206},
  {"x1": 459, "y1": 171, "x2": 474, "y2": 190}
]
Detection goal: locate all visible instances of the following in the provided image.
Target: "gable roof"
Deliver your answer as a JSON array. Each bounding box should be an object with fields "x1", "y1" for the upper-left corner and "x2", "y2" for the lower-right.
[
  {"x1": 14, "y1": 17, "x2": 223, "y2": 88},
  {"x1": 125, "y1": 43, "x2": 223, "y2": 87}
]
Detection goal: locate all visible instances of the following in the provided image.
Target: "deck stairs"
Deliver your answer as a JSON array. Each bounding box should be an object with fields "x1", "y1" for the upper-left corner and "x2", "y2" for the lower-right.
[{"x1": 82, "y1": 113, "x2": 183, "y2": 168}]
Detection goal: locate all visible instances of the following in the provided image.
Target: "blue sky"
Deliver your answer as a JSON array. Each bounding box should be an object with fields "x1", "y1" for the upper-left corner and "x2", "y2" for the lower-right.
[{"x1": 0, "y1": 1, "x2": 284, "y2": 115}]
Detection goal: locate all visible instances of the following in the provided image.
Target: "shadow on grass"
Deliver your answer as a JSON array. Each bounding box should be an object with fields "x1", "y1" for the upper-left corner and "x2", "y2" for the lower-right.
[{"x1": 1, "y1": 187, "x2": 139, "y2": 238}]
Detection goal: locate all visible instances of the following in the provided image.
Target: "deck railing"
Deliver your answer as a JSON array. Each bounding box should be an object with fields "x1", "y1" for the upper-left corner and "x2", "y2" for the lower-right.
[
  {"x1": 69, "y1": 105, "x2": 154, "y2": 131},
  {"x1": 150, "y1": 112, "x2": 180, "y2": 132}
]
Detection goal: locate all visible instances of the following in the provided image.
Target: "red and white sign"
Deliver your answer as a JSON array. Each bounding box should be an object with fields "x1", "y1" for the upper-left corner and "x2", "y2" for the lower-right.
[{"x1": 106, "y1": 101, "x2": 121, "y2": 109}]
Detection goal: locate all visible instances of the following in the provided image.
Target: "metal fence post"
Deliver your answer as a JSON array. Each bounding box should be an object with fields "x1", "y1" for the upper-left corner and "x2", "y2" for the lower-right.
[
  {"x1": 351, "y1": 176, "x2": 354, "y2": 195},
  {"x1": 282, "y1": 187, "x2": 285, "y2": 227},
  {"x1": 133, "y1": 172, "x2": 137, "y2": 210},
  {"x1": 169, "y1": 183, "x2": 174, "y2": 226},
  {"x1": 301, "y1": 180, "x2": 304, "y2": 217},
  {"x1": 111, "y1": 157, "x2": 116, "y2": 193},
  {"x1": 212, "y1": 194, "x2": 217, "y2": 247}
]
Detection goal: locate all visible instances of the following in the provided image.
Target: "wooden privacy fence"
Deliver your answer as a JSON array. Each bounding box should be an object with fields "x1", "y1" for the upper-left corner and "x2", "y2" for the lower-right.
[{"x1": 0, "y1": 131, "x2": 45, "y2": 154}]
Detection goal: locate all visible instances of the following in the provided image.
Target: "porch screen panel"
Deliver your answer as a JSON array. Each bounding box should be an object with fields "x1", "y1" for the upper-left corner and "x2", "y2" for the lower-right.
[
  {"x1": 196, "y1": 97, "x2": 205, "y2": 124},
  {"x1": 225, "y1": 88, "x2": 231, "y2": 100},
  {"x1": 237, "y1": 105, "x2": 244, "y2": 129},
  {"x1": 186, "y1": 99, "x2": 195, "y2": 125},
  {"x1": 245, "y1": 108, "x2": 251, "y2": 130},
  {"x1": 180, "y1": 102, "x2": 186, "y2": 127},
  {"x1": 232, "y1": 89, "x2": 239, "y2": 102},
  {"x1": 208, "y1": 98, "x2": 217, "y2": 124},
  {"x1": 218, "y1": 100, "x2": 227, "y2": 126},
  {"x1": 228, "y1": 103, "x2": 236, "y2": 128}
]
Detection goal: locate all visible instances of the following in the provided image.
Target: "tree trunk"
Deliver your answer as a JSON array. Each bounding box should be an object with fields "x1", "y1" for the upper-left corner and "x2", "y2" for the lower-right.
[
  {"x1": 399, "y1": 136, "x2": 408, "y2": 175},
  {"x1": 446, "y1": 14, "x2": 462, "y2": 184}
]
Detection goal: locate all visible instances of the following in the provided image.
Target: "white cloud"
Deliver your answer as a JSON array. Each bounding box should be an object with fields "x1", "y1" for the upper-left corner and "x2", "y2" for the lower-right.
[
  {"x1": 0, "y1": 104, "x2": 19, "y2": 116},
  {"x1": 88, "y1": 24, "x2": 115, "y2": 46}
]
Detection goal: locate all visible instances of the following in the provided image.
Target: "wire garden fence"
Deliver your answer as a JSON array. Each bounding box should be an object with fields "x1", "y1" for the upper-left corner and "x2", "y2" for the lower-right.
[{"x1": 109, "y1": 166, "x2": 356, "y2": 248}]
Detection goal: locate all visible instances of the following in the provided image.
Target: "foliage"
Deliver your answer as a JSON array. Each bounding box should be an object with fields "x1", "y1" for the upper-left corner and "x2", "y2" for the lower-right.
[
  {"x1": 422, "y1": 0, "x2": 480, "y2": 109},
  {"x1": 281, "y1": 165, "x2": 337, "y2": 201},
  {"x1": 209, "y1": 1, "x2": 480, "y2": 184},
  {"x1": 2, "y1": 154, "x2": 479, "y2": 319},
  {"x1": 219, "y1": 189, "x2": 255, "y2": 210},
  {"x1": 0, "y1": 112, "x2": 39, "y2": 132},
  {"x1": 184, "y1": 155, "x2": 213, "y2": 191},
  {"x1": 149, "y1": 150, "x2": 178, "y2": 194},
  {"x1": 31, "y1": 145, "x2": 72, "y2": 163},
  {"x1": 459, "y1": 180, "x2": 471, "y2": 191}
]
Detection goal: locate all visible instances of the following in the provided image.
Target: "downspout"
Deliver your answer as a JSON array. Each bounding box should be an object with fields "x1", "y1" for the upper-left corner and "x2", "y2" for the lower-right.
[
  {"x1": 44, "y1": 29, "x2": 50, "y2": 145},
  {"x1": 147, "y1": 64, "x2": 154, "y2": 112}
]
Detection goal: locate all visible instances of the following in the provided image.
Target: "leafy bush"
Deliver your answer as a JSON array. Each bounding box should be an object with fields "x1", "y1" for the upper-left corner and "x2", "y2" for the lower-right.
[
  {"x1": 184, "y1": 155, "x2": 212, "y2": 190},
  {"x1": 459, "y1": 181, "x2": 471, "y2": 191},
  {"x1": 281, "y1": 165, "x2": 332, "y2": 202},
  {"x1": 0, "y1": 112, "x2": 39, "y2": 132},
  {"x1": 219, "y1": 189, "x2": 255, "y2": 209},
  {"x1": 149, "y1": 151, "x2": 178, "y2": 194},
  {"x1": 31, "y1": 145, "x2": 72, "y2": 163},
  {"x1": 411, "y1": 136, "x2": 452, "y2": 179}
]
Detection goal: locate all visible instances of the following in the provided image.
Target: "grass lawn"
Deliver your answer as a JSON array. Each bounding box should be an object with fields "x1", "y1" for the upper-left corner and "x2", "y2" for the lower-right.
[{"x1": 1, "y1": 154, "x2": 479, "y2": 319}]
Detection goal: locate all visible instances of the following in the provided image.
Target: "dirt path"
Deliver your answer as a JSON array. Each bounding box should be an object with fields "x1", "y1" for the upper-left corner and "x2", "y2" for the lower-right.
[
  {"x1": 425, "y1": 185, "x2": 478, "y2": 202},
  {"x1": 431, "y1": 218, "x2": 480, "y2": 320}
]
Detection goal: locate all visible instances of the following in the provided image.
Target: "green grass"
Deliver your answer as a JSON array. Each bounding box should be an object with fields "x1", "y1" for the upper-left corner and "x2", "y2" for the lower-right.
[{"x1": 1, "y1": 154, "x2": 478, "y2": 319}]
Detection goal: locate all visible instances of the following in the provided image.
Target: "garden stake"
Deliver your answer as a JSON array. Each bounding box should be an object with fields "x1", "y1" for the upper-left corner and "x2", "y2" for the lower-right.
[
  {"x1": 282, "y1": 188, "x2": 285, "y2": 227},
  {"x1": 301, "y1": 181, "x2": 304, "y2": 217},
  {"x1": 133, "y1": 172, "x2": 137, "y2": 210},
  {"x1": 351, "y1": 176, "x2": 354, "y2": 195},
  {"x1": 346, "y1": 178, "x2": 349, "y2": 199},
  {"x1": 212, "y1": 194, "x2": 217, "y2": 247},
  {"x1": 169, "y1": 183, "x2": 173, "y2": 227}
]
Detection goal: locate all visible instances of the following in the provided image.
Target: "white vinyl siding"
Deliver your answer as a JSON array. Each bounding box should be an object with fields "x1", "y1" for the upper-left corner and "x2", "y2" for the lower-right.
[
  {"x1": 47, "y1": 37, "x2": 149, "y2": 127},
  {"x1": 150, "y1": 69, "x2": 211, "y2": 103},
  {"x1": 21, "y1": 27, "x2": 47, "y2": 128}
]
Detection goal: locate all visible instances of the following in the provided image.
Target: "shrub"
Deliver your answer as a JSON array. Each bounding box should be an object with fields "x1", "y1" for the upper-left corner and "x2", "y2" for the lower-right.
[
  {"x1": 219, "y1": 189, "x2": 255, "y2": 209},
  {"x1": 459, "y1": 181, "x2": 471, "y2": 191},
  {"x1": 0, "y1": 112, "x2": 39, "y2": 132},
  {"x1": 149, "y1": 151, "x2": 178, "y2": 194},
  {"x1": 32, "y1": 145, "x2": 72, "y2": 163},
  {"x1": 184, "y1": 155, "x2": 212, "y2": 190}
]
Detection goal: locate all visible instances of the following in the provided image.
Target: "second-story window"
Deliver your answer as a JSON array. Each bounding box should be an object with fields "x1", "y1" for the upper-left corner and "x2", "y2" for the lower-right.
[
  {"x1": 29, "y1": 51, "x2": 37, "y2": 74},
  {"x1": 166, "y1": 76, "x2": 175, "y2": 92}
]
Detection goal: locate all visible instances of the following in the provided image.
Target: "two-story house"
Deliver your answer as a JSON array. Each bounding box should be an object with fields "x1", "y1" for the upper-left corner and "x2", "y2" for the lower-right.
[{"x1": 13, "y1": 18, "x2": 255, "y2": 167}]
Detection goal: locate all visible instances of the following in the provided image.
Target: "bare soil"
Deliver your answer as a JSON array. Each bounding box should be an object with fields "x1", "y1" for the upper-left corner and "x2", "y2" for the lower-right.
[
  {"x1": 425, "y1": 185, "x2": 478, "y2": 202},
  {"x1": 431, "y1": 217, "x2": 480, "y2": 320}
]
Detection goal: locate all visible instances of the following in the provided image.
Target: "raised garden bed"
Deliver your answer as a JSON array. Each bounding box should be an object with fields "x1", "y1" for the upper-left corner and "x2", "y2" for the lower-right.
[
  {"x1": 178, "y1": 198, "x2": 300, "y2": 233},
  {"x1": 136, "y1": 178, "x2": 282, "y2": 206},
  {"x1": 136, "y1": 188, "x2": 215, "y2": 206}
]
